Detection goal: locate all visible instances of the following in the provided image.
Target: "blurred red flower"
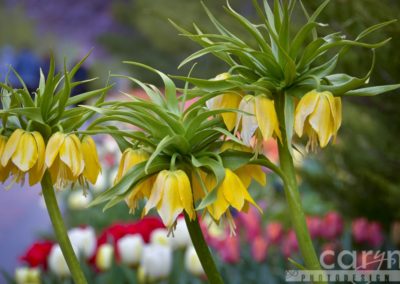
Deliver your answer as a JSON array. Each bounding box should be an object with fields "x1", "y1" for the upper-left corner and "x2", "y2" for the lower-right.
[{"x1": 20, "y1": 241, "x2": 54, "y2": 269}]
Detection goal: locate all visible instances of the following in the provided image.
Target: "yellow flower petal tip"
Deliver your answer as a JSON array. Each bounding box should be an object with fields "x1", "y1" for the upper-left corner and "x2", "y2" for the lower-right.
[{"x1": 294, "y1": 90, "x2": 342, "y2": 150}]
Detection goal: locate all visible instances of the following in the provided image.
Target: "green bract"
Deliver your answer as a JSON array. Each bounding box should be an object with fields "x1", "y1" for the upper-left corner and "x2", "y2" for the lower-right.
[
  {"x1": 86, "y1": 62, "x2": 277, "y2": 210},
  {"x1": 172, "y1": 0, "x2": 400, "y2": 98},
  {"x1": 0, "y1": 53, "x2": 111, "y2": 139}
]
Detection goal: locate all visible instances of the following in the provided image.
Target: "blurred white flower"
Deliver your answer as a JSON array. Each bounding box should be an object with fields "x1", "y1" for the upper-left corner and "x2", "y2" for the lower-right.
[
  {"x1": 117, "y1": 234, "x2": 144, "y2": 266},
  {"x1": 15, "y1": 267, "x2": 40, "y2": 284},
  {"x1": 93, "y1": 172, "x2": 107, "y2": 192},
  {"x1": 139, "y1": 244, "x2": 172, "y2": 281},
  {"x1": 68, "y1": 227, "x2": 96, "y2": 259},
  {"x1": 68, "y1": 191, "x2": 92, "y2": 210},
  {"x1": 150, "y1": 228, "x2": 170, "y2": 246},
  {"x1": 169, "y1": 218, "x2": 191, "y2": 249},
  {"x1": 96, "y1": 243, "x2": 114, "y2": 271},
  {"x1": 185, "y1": 246, "x2": 204, "y2": 276},
  {"x1": 48, "y1": 244, "x2": 79, "y2": 277}
]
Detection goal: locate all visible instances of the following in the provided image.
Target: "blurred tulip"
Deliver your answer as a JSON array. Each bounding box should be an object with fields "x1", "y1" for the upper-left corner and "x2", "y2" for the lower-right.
[
  {"x1": 238, "y1": 207, "x2": 261, "y2": 242},
  {"x1": 67, "y1": 191, "x2": 92, "y2": 210},
  {"x1": 139, "y1": 244, "x2": 172, "y2": 281},
  {"x1": 282, "y1": 230, "x2": 298, "y2": 258},
  {"x1": 219, "y1": 236, "x2": 240, "y2": 264},
  {"x1": 306, "y1": 216, "x2": 323, "y2": 239},
  {"x1": 68, "y1": 227, "x2": 96, "y2": 259},
  {"x1": 150, "y1": 228, "x2": 170, "y2": 246},
  {"x1": 320, "y1": 243, "x2": 338, "y2": 267},
  {"x1": 185, "y1": 246, "x2": 204, "y2": 276},
  {"x1": 117, "y1": 234, "x2": 144, "y2": 266},
  {"x1": 20, "y1": 241, "x2": 53, "y2": 269},
  {"x1": 48, "y1": 244, "x2": 78, "y2": 277},
  {"x1": 391, "y1": 221, "x2": 400, "y2": 247},
  {"x1": 15, "y1": 267, "x2": 40, "y2": 284},
  {"x1": 321, "y1": 212, "x2": 344, "y2": 240},
  {"x1": 251, "y1": 235, "x2": 268, "y2": 262},
  {"x1": 367, "y1": 222, "x2": 384, "y2": 248},
  {"x1": 169, "y1": 217, "x2": 191, "y2": 249},
  {"x1": 266, "y1": 222, "x2": 284, "y2": 245},
  {"x1": 96, "y1": 244, "x2": 114, "y2": 271},
  {"x1": 352, "y1": 218, "x2": 369, "y2": 244}
]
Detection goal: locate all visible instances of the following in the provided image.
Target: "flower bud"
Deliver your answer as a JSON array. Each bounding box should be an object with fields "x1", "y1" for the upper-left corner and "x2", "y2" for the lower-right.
[
  {"x1": 15, "y1": 267, "x2": 40, "y2": 284},
  {"x1": 96, "y1": 244, "x2": 114, "y2": 271},
  {"x1": 67, "y1": 191, "x2": 92, "y2": 210},
  {"x1": 185, "y1": 246, "x2": 204, "y2": 276},
  {"x1": 117, "y1": 234, "x2": 144, "y2": 266},
  {"x1": 68, "y1": 227, "x2": 96, "y2": 259},
  {"x1": 139, "y1": 244, "x2": 172, "y2": 281}
]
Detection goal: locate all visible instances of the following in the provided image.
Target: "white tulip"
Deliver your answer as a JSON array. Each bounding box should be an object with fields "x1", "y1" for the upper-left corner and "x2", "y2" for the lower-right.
[
  {"x1": 96, "y1": 243, "x2": 114, "y2": 271},
  {"x1": 185, "y1": 246, "x2": 204, "y2": 276},
  {"x1": 48, "y1": 244, "x2": 79, "y2": 277},
  {"x1": 169, "y1": 218, "x2": 191, "y2": 249},
  {"x1": 93, "y1": 172, "x2": 107, "y2": 192},
  {"x1": 150, "y1": 228, "x2": 170, "y2": 246},
  {"x1": 68, "y1": 191, "x2": 92, "y2": 210},
  {"x1": 68, "y1": 227, "x2": 96, "y2": 259},
  {"x1": 117, "y1": 234, "x2": 144, "y2": 266},
  {"x1": 139, "y1": 244, "x2": 172, "y2": 281},
  {"x1": 15, "y1": 267, "x2": 40, "y2": 284}
]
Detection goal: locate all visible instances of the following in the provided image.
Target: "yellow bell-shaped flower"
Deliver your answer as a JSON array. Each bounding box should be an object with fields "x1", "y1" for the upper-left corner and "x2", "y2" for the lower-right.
[
  {"x1": 236, "y1": 95, "x2": 281, "y2": 146},
  {"x1": 0, "y1": 135, "x2": 11, "y2": 182},
  {"x1": 207, "y1": 92, "x2": 243, "y2": 131},
  {"x1": 144, "y1": 170, "x2": 196, "y2": 228},
  {"x1": 45, "y1": 132, "x2": 85, "y2": 188},
  {"x1": 115, "y1": 148, "x2": 155, "y2": 213},
  {"x1": 206, "y1": 169, "x2": 261, "y2": 222},
  {"x1": 81, "y1": 136, "x2": 101, "y2": 184},
  {"x1": 1, "y1": 129, "x2": 45, "y2": 185},
  {"x1": 294, "y1": 90, "x2": 342, "y2": 150}
]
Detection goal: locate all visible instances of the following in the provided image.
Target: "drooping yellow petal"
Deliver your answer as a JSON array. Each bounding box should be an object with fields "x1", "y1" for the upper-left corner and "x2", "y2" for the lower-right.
[
  {"x1": 220, "y1": 141, "x2": 252, "y2": 153},
  {"x1": 28, "y1": 132, "x2": 46, "y2": 186},
  {"x1": 59, "y1": 134, "x2": 84, "y2": 178},
  {"x1": 176, "y1": 170, "x2": 195, "y2": 220},
  {"x1": 144, "y1": 170, "x2": 167, "y2": 214},
  {"x1": 191, "y1": 170, "x2": 207, "y2": 201},
  {"x1": 0, "y1": 136, "x2": 10, "y2": 182},
  {"x1": 45, "y1": 132, "x2": 65, "y2": 167},
  {"x1": 1, "y1": 129, "x2": 23, "y2": 167},
  {"x1": 207, "y1": 185, "x2": 229, "y2": 221},
  {"x1": 294, "y1": 90, "x2": 320, "y2": 137},
  {"x1": 156, "y1": 172, "x2": 183, "y2": 227},
  {"x1": 12, "y1": 132, "x2": 38, "y2": 172},
  {"x1": 116, "y1": 149, "x2": 149, "y2": 183},
  {"x1": 219, "y1": 93, "x2": 242, "y2": 131},
  {"x1": 333, "y1": 97, "x2": 342, "y2": 132},
  {"x1": 255, "y1": 96, "x2": 281, "y2": 142},
  {"x1": 81, "y1": 136, "x2": 101, "y2": 184},
  {"x1": 308, "y1": 95, "x2": 333, "y2": 147},
  {"x1": 235, "y1": 165, "x2": 266, "y2": 188},
  {"x1": 221, "y1": 169, "x2": 245, "y2": 211}
]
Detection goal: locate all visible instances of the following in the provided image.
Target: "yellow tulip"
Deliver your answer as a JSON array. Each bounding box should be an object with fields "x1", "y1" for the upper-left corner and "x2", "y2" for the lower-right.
[
  {"x1": 45, "y1": 132, "x2": 85, "y2": 188},
  {"x1": 115, "y1": 148, "x2": 155, "y2": 213},
  {"x1": 236, "y1": 95, "x2": 281, "y2": 146},
  {"x1": 294, "y1": 90, "x2": 342, "y2": 150},
  {"x1": 81, "y1": 136, "x2": 101, "y2": 184},
  {"x1": 206, "y1": 169, "x2": 261, "y2": 222},
  {"x1": 144, "y1": 170, "x2": 196, "y2": 228},
  {"x1": 1, "y1": 129, "x2": 45, "y2": 185}
]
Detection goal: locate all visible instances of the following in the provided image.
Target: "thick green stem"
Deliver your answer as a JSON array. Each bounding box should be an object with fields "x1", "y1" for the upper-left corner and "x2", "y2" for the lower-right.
[
  {"x1": 184, "y1": 213, "x2": 224, "y2": 284},
  {"x1": 276, "y1": 93, "x2": 326, "y2": 283},
  {"x1": 41, "y1": 171, "x2": 87, "y2": 284}
]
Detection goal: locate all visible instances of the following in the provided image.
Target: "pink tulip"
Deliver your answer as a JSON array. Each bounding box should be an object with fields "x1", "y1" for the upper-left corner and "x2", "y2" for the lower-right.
[
  {"x1": 306, "y1": 216, "x2": 323, "y2": 239},
  {"x1": 367, "y1": 222, "x2": 384, "y2": 248},
  {"x1": 219, "y1": 236, "x2": 240, "y2": 264},
  {"x1": 238, "y1": 207, "x2": 261, "y2": 242},
  {"x1": 352, "y1": 218, "x2": 369, "y2": 244},
  {"x1": 251, "y1": 236, "x2": 268, "y2": 262},
  {"x1": 266, "y1": 222, "x2": 284, "y2": 245},
  {"x1": 321, "y1": 212, "x2": 344, "y2": 240},
  {"x1": 281, "y1": 230, "x2": 298, "y2": 258}
]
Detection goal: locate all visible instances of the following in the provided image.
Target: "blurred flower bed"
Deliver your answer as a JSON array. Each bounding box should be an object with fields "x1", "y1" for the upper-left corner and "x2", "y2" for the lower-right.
[{"x1": 5, "y1": 134, "x2": 399, "y2": 284}]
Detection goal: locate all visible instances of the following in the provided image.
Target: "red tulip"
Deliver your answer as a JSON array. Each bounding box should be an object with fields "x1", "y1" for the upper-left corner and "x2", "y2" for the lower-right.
[{"x1": 20, "y1": 241, "x2": 54, "y2": 269}]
